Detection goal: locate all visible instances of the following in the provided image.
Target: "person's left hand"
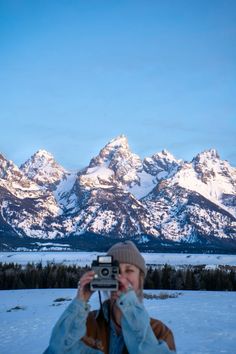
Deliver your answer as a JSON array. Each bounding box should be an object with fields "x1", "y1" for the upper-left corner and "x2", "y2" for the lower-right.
[{"x1": 116, "y1": 274, "x2": 133, "y2": 296}]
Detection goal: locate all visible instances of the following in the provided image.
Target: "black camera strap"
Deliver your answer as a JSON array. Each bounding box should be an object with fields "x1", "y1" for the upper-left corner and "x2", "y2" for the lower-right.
[{"x1": 98, "y1": 290, "x2": 102, "y2": 308}]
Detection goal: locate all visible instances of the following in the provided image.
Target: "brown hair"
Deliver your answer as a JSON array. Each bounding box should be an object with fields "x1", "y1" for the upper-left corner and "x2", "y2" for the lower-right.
[{"x1": 136, "y1": 270, "x2": 145, "y2": 300}]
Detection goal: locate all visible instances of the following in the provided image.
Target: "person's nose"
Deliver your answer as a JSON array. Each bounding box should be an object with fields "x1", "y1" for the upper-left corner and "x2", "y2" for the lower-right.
[{"x1": 119, "y1": 269, "x2": 126, "y2": 277}]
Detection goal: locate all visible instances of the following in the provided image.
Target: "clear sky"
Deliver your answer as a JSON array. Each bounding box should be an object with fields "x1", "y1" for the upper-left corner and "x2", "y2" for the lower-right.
[{"x1": 0, "y1": 0, "x2": 236, "y2": 170}]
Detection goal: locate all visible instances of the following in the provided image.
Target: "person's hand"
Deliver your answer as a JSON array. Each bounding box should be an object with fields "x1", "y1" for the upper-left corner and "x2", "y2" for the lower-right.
[
  {"x1": 116, "y1": 274, "x2": 133, "y2": 296},
  {"x1": 76, "y1": 271, "x2": 95, "y2": 302}
]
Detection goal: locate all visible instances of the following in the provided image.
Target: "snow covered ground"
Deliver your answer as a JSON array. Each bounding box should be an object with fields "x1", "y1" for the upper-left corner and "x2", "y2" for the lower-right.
[
  {"x1": 1, "y1": 252, "x2": 236, "y2": 353},
  {"x1": 0, "y1": 289, "x2": 236, "y2": 354},
  {"x1": 1, "y1": 251, "x2": 236, "y2": 267}
]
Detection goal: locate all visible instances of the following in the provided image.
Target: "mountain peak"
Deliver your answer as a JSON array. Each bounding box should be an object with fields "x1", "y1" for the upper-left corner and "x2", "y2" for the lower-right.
[
  {"x1": 0, "y1": 152, "x2": 22, "y2": 180},
  {"x1": 154, "y1": 149, "x2": 179, "y2": 162},
  {"x1": 173, "y1": 147, "x2": 236, "y2": 209},
  {"x1": 33, "y1": 149, "x2": 54, "y2": 160},
  {"x1": 89, "y1": 135, "x2": 131, "y2": 167},
  {"x1": 87, "y1": 135, "x2": 142, "y2": 187},
  {"x1": 143, "y1": 149, "x2": 181, "y2": 178},
  {"x1": 20, "y1": 150, "x2": 67, "y2": 188},
  {"x1": 21, "y1": 149, "x2": 60, "y2": 168},
  {"x1": 1, "y1": 141, "x2": 236, "y2": 249},
  {"x1": 106, "y1": 134, "x2": 129, "y2": 150},
  {"x1": 194, "y1": 149, "x2": 220, "y2": 163}
]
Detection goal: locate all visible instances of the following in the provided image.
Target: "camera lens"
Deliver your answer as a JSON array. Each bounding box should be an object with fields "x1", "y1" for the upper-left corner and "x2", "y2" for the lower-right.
[{"x1": 101, "y1": 268, "x2": 109, "y2": 277}]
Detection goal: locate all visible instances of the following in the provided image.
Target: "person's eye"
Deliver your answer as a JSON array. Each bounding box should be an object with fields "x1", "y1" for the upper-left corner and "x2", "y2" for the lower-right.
[{"x1": 126, "y1": 269, "x2": 134, "y2": 273}]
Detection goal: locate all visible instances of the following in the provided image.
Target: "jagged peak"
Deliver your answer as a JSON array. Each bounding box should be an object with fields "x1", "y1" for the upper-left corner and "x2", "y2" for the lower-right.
[
  {"x1": 105, "y1": 134, "x2": 129, "y2": 150},
  {"x1": 89, "y1": 135, "x2": 131, "y2": 167},
  {"x1": 21, "y1": 149, "x2": 60, "y2": 169},
  {"x1": 32, "y1": 149, "x2": 55, "y2": 160},
  {"x1": 153, "y1": 149, "x2": 177, "y2": 161},
  {"x1": 145, "y1": 149, "x2": 181, "y2": 167},
  {"x1": 0, "y1": 153, "x2": 18, "y2": 170},
  {"x1": 0, "y1": 152, "x2": 29, "y2": 182},
  {"x1": 193, "y1": 149, "x2": 220, "y2": 163},
  {"x1": 20, "y1": 149, "x2": 67, "y2": 177}
]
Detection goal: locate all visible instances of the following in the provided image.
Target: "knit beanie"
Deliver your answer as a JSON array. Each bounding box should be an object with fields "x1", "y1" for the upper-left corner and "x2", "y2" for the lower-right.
[{"x1": 107, "y1": 241, "x2": 146, "y2": 276}]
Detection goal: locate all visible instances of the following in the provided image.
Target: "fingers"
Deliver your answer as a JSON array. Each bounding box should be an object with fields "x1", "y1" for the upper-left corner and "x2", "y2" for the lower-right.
[
  {"x1": 79, "y1": 271, "x2": 95, "y2": 288},
  {"x1": 117, "y1": 275, "x2": 133, "y2": 294},
  {"x1": 77, "y1": 271, "x2": 95, "y2": 302}
]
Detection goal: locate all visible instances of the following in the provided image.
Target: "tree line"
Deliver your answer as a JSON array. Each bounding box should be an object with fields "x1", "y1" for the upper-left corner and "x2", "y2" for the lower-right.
[
  {"x1": 0, "y1": 262, "x2": 235, "y2": 291},
  {"x1": 144, "y1": 264, "x2": 236, "y2": 291}
]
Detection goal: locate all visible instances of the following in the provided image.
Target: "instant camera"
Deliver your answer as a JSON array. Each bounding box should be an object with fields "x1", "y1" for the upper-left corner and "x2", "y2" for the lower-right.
[{"x1": 90, "y1": 255, "x2": 119, "y2": 291}]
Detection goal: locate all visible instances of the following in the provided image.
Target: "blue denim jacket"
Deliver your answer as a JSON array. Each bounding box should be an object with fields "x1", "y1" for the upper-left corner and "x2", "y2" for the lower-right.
[{"x1": 44, "y1": 290, "x2": 176, "y2": 354}]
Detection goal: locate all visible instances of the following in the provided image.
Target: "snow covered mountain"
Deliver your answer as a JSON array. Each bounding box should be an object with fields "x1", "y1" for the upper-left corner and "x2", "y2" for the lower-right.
[
  {"x1": 86, "y1": 135, "x2": 143, "y2": 189},
  {"x1": 83, "y1": 135, "x2": 181, "y2": 199},
  {"x1": 0, "y1": 136, "x2": 236, "y2": 251},
  {"x1": 0, "y1": 153, "x2": 63, "y2": 239},
  {"x1": 20, "y1": 150, "x2": 68, "y2": 190},
  {"x1": 143, "y1": 149, "x2": 236, "y2": 244}
]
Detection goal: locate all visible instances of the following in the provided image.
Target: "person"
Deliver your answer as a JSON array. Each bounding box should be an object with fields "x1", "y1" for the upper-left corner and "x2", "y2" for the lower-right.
[{"x1": 44, "y1": 241, "x2": 176, "y2": 354}]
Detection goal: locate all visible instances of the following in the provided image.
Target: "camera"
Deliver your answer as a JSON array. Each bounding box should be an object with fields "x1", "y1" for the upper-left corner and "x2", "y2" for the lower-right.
[{"x1": 90, "y1": 255, "x2": 119, "y2": 291}]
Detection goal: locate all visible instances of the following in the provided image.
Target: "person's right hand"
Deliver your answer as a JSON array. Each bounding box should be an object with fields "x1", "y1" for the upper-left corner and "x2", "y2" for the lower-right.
[{"x1": 76, "y1": 271, "x2": 95, "y2": 302}]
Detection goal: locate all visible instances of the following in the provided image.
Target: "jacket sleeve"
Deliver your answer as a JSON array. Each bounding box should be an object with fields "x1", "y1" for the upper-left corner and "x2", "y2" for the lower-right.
[
  {"x1": 43, "y1": 298, "x2": 103, "y2": 354},
  {"x1": 116, "y1": 291, "x2": 176, "y2": 354}
]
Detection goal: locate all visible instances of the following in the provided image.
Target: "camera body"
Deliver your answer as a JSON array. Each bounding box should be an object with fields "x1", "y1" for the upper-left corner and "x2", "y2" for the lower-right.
[{"x1": 90, "y1": 255, "x2": 119, "y2": 291}]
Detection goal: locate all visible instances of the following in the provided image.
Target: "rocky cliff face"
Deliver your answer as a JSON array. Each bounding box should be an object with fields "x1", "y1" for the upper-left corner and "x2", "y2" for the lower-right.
[{"x1": 0, "y1": 136, "x2": 236, "y2": 250}]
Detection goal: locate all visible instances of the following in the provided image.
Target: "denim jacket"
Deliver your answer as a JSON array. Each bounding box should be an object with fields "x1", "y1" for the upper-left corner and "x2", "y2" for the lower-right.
[{"x1": 44, "y1": 290, "x2": 176, "y2": 354}]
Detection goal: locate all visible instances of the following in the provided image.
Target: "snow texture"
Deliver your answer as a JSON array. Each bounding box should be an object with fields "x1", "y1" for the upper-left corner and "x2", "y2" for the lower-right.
[
  {"x1": 0, "y1": 252, "x2": 236, "y2": 354},
  {"x1": 0, "y1": 289, "x2": 235, "y2": 354},
  {"x1": 1, "y1": 251, "x2": 236, "y2": 267}
]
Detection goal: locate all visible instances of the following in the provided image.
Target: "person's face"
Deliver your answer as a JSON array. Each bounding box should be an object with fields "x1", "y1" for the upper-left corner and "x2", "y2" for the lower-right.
[
  {"x1": 110, "y1": 262, "x2": 141, "y2": 301},
  {"x1": 119, "y1": 263, "x2": 140, "y2": 292}
]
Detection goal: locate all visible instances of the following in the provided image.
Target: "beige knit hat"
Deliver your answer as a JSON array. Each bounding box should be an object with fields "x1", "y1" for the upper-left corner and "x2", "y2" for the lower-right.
[{"x1": 107, "y1": 241, "x2": 146, "y2": 276}]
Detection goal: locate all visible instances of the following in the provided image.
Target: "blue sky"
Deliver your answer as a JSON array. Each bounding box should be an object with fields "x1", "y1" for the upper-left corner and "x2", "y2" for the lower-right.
[{"x1": 0, "y1": 0, "x2": 236, "y2": 170}]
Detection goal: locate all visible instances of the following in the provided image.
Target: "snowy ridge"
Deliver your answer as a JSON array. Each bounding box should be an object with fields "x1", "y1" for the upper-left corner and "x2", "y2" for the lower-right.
[
  {"x1": 0, "y1": 137, "x2": 236, "y2": 249},
  {"x1": 20, "y1": 149, "x2": 68, "y2": 189},
  {"x1": 171, "y1": 149, "x2": 236, "y2": 217},
  {"x1": 0, "y1": 153, "x2": 42, "y2": 198}
]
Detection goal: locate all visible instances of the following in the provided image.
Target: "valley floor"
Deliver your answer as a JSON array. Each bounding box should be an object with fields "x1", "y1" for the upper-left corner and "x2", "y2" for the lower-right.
[
  {"x1": 1, "y1": 251, "x2": 236, "y2": 267},
  {"x1": 0, "y1": 289, "x2": 235, "y2": 354}
]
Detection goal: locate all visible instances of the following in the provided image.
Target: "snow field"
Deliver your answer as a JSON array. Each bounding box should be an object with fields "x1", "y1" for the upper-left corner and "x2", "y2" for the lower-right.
[
  {"x1": 1, "y1": 251, "x2": 236, "y2": 267},
  {"x1": 0, "y1": 289, "x2": 236, "y2": 354}
]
